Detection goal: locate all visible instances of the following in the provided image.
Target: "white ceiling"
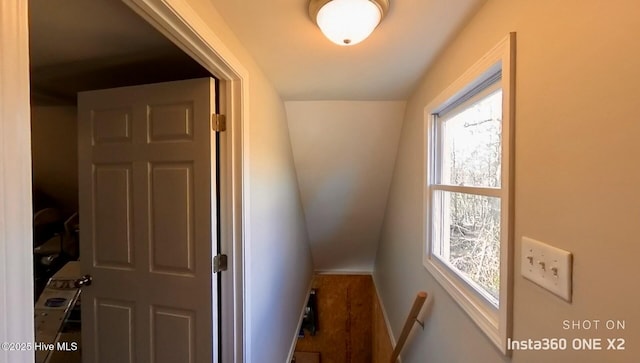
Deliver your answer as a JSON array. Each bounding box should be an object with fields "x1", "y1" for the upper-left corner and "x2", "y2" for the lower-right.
[{"x1": 210, "y1": 0, "x2": 484, "y2": 100}]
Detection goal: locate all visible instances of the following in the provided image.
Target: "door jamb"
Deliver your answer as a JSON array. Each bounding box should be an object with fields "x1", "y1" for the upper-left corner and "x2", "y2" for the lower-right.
[
  {"x1": 0, "y1": 2, "x2": 35, "y2": 361},
  {"x1": 0, "y1": 0, "x2": 249, "y2": 362}
]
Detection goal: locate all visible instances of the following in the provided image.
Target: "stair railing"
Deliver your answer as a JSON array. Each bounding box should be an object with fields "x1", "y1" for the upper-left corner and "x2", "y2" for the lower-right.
[{"x1": 390, "y1": 291, "x2": 428, "y2": 363}]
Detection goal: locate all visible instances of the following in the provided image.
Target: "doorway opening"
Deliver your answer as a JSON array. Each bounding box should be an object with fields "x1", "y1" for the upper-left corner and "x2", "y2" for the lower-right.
[
  {"x1": 2, "y1": 1, "x2": 247, "y2": 361},
  {"x1": 29, "y1": 0, "x2": 217, "y2": 362}
]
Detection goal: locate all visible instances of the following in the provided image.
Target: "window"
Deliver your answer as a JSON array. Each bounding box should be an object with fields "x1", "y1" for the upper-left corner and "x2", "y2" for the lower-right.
[{"x1": 424, "y1": 34, "x2": 515, "y2": 353}]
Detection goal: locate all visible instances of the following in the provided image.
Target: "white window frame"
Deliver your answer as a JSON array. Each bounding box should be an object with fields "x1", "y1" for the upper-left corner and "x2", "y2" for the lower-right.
[{"x1": 423, "y1": 33, "x2": 515, "y2": 354}]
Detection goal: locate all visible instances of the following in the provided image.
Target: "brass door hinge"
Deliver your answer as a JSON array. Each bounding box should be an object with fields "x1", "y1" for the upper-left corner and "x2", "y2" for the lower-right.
[
  {"x1": 213, "y1": 254, "x2": 228, "y2": 273},
  {"x1": 212, "y1": 114, "x2": 226, "y2": 132}
]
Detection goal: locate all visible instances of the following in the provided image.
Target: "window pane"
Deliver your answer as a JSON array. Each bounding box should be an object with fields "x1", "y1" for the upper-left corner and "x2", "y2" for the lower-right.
[
  {"x1": 440, "y1": 89, "x2": 502, "y2": 188},
  {"x1": 433, "y1": 190, "x2": 501, "y2": 302}
]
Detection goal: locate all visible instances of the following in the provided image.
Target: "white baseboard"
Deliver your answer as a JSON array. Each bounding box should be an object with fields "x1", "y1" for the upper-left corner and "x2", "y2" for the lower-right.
[{"x1": 286, "y1": 279, "x2": 314, "y2": 363}]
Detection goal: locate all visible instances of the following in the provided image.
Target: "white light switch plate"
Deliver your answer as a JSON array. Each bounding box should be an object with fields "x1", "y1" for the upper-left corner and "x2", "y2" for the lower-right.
[{"x1": 521, "y1": 237, "x2": 573, "y2": 302}]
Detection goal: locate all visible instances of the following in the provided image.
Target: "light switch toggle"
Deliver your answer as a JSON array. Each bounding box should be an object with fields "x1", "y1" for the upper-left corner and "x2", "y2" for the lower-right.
[{"x1": 521, "y1": 237, "x2": 573, "y2": 302}]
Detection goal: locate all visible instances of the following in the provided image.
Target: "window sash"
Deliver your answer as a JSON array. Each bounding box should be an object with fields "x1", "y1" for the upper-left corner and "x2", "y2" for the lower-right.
[
  {"x1": 429, "y1": 81, "x2": 506, "y2": 306},
  {"x1": 429, "y1": 188, "x2": 502, "y2": 308},
  {"x1": 430, "y1": 184, "x2": 501, "y2": 198},
  {"x1": 436, "y1": 70, "x2": 502, "y2": 117},
  {"x1": 433, "y1": 80, "x2": 503, "y2": 189}
]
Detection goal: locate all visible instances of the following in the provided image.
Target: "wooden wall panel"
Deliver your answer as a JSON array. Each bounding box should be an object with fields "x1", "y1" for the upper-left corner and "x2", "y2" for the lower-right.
[
  {"x1": 372, "y1": 291, "x2": 393, "y2": 363},
  {"x1": 295, "y1": 274, "x2": 373, "y2": 363},
  {"x1": 293, "y1": 351, "x2": 320, "y2": 363}
]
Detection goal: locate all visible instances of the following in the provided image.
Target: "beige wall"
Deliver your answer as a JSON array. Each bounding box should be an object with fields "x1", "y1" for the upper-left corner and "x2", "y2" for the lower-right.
[
  {"x1": 30, "y1": 106, "x2": 78, "y2": 214},
  {"x1": 375, "y1": 1, "x2": 640, "y2": 362},
  {"x1": 183, "y1": 1, "x2": 314, "y2": 361},
  {"x1": 244, "y1": 69, "x2": 314, "y2": 362}
]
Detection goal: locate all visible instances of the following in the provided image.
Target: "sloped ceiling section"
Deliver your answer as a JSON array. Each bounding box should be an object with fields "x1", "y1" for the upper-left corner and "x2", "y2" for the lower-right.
[{"x1": 286, "y1": 101, "x2": 406, "y2": 272}]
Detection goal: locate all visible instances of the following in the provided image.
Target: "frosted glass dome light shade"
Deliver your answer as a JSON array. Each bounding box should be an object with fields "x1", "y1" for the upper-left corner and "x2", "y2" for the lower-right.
[{"x1": 311, "y1": 0, "x2": 388, "y2": 46}]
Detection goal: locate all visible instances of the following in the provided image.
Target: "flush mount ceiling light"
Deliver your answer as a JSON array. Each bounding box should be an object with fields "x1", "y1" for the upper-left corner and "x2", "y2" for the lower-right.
[{"x1": 309, "y1": 0, "x2": 389, "y2": 46}]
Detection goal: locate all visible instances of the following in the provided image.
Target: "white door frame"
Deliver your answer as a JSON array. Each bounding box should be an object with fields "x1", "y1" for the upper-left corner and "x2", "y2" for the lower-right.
[
  {"x1": 0, "y1": 1, "x2": 34, "y2": 363},
  {"x1": 0, "y1": 1, "x2": 249, "y2": 362}
]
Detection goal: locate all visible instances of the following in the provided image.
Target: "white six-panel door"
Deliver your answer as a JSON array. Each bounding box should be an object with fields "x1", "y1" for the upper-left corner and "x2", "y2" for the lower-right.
[{"x1": 78, "y1": 78, "x2": 218, "y2": 363}]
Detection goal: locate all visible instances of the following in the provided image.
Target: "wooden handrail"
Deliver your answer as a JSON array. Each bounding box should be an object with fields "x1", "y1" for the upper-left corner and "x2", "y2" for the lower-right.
[{"x1": 390, "y1": 291, "x2": 428, "y2": 363}]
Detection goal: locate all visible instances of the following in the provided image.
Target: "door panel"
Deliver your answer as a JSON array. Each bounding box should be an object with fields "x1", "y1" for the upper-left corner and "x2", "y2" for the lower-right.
[
  {"x1": 150, "y1": 307, "x2": 195, "y2": 363},
  {"x1": 91, "y1": 108, "x2": 132, "y2": 144},
  {"x1": 149, "y1": 162, "x2": 195, "y2": 275},
  {"x1": 148, "y1": 102, "x2": 194, "y2": 142},
  {"x1": 95, "y1": 299, "x2": 135, "y2": 363},
  {"x1": 93, "y1": 164, "x2": 134, "y2": 268},
  {"x1": 79, "y1": 78, "x2": 217, "y2": 363}
]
